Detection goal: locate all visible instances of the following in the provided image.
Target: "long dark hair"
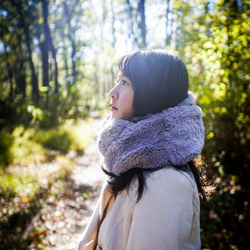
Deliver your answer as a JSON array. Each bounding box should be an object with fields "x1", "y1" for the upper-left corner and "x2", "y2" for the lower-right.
[
  {"x1": 103, "y1": 160, "x2": 208, "y2": 204},
  {"x1": 104, "y1": 49, "x2": 210, "y2": 204},
  {"x1": 119, "y1": 49, "x2": 189, "y2": 117}
]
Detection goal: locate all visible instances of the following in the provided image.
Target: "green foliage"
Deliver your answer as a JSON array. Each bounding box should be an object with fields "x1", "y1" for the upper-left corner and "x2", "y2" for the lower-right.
[
  {"x1": 0, "y1": 156, "x2": 73, "y2": 249},
  {"x1": 0, "y1": 119, "x2": 93, "y2": 248},
  {"x1": 172, "y1": 1, "x2": 250, "y2": 248},
  {"x1": 64, "y1": 119, "x2": 94, "y2": 153},
  {"x1": 0, "y1": 201, "x2": 40, "y2": 250},
  {"x1": 24, "y1": 119, "x2": 93, "y2": 153},
  {"x1": 201, "y1": 179, "x2": 250, "y2": 249},
  {"x1": 0, "y1": 132, "x2": 14, "y2": 167},
  {"x1": 33, "y1": 127, "x2": 73, "y2": 153},
  {"x1": 177, "y1": 0, "x2": 250, "y2": 187},
  {"x1": 0, "y1": 119, "x2": 93, "y2": 170},
  {"x1": 0, "y1": 0, "x2": 249, "y2": 248},
  {"x1": 10, "y1": 136, "x2": 47, "y2": 166}
]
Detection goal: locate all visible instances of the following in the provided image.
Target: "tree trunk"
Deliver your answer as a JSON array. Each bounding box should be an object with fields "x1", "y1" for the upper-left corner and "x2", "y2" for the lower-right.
[
  {"x1": 17, "y1": 33, "x2": 26, "y2": 99},
  {"x1": 41, "y1": 40, "x2": 49, "y2": 89},
  {"x1": 59, "y1": 23, "x2": 70, "y2": 93},
  {"x1": 71, "y1": 41, "x2": 77, "y2": 83},
  {"x1": 126, "y1": 0, "x2": 138, "y2": 48},
  {"x1": 111, "y1": 0, "x2": 116, "y2": 47},
  {"x1": 41, "y1": 0, "x2": 50, "y2": 109},
  {"x1": 138, "y1": 0, "x2": 146, "y2": 48},
  {"x1": 63, "y1": 2, "x2": 77, "y2": 84},
  {"x1": 63, "y1": 45, "x2": 70, "y2": 93},
  {"x1": 166, "y1": 0, "x2": 170, "y2": 46},
  {"x1": 41, "y1": 0, "x2": 59, "y2": 94},
  {"x1": 4, "y1": 43, "x2": 14, "y2": 100},
  {"x1": 41, "y1": 0, "x2": 49, "y2": 89},
  {"x1": 51, "y1": 45, "x2": 58, "y2": 93},
  {"x1": 16, "y1": 1, "x2": 39, "y2": 101}
]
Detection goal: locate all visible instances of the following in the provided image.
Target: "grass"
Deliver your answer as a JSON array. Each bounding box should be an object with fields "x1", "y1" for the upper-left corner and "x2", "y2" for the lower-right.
[{"x1": 0, "y1": 119, "x2": 94, "y2": 249}]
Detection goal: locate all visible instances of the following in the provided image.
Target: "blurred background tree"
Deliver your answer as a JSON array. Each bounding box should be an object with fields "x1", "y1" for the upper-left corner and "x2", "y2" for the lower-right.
[
  {"x1": 0, "y1": 0, "x2": 249, "y2": 249},
  {"x1": 173, "y1": 1, "x2": 250, "y2": 248}
]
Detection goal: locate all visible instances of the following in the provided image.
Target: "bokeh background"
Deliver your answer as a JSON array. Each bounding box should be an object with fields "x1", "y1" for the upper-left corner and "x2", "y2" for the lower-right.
[{"x1": 0, "y1": 0, "x2": 249, "y2": 249}]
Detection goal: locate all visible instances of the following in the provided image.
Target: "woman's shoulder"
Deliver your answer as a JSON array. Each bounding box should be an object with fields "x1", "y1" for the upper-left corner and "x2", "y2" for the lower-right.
[
  {"x1": 126, "y1": 166, "x2": 198, "y2": 207},
  {"x1": 144, "y1": 167, "x2": 197, "y2": 195}
]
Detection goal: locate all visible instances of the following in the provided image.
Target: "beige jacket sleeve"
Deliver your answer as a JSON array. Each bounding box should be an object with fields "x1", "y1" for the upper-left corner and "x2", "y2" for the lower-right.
[
  {"x1": 78, "y1": 181, "x2": 114, "y2": 250},
  {"x1": 127, "y1": 169, "x2": 199, "y2": 250}
]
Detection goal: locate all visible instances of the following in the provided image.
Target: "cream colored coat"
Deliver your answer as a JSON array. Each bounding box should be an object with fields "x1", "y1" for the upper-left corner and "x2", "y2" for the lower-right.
[{"x1": 78, "y1": 167, "x2": 201, "y2": 250}]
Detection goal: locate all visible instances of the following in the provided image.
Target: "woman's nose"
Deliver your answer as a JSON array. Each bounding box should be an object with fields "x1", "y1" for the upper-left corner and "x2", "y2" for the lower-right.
[{"x1": 109, "y1": 87, "x2": 118, "y2": 99}]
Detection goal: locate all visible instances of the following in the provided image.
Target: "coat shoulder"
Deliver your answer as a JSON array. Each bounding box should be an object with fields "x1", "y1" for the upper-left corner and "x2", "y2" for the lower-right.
[{"x1": 143, "y1": 167, "x2": 197, "y2": 198}]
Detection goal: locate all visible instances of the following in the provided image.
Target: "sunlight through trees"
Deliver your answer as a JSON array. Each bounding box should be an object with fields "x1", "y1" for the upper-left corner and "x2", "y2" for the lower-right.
[{"x1": 0, "y1": 0, "x2": 249, "y2": 249}]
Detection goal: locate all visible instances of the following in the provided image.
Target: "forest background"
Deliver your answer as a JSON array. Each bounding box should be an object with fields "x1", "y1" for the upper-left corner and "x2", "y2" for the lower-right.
[{"x1": 0, "y1": 0, "x2": 249, "y2": 249}]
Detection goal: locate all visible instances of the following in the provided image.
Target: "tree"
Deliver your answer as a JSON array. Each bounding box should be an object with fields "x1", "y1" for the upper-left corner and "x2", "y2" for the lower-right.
[
  {"x1": 63, "y1": 1, "x2": 79, "y2": 86},
  {"x1": 138, "y1": 0, "x2": 146, "y2": 48},
  {"x1": 126, "y1": 0, "x2": 138, "y2": 47},
  {"x1": 165, "y1": 0, "x2": 170, "y2": 46},
  {"x1": 14, "y1": 0, "x2": 40, "y2": 101}
]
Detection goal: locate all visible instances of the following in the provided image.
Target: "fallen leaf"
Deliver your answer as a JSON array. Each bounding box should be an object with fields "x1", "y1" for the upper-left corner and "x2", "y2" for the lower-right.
[{"x1": 21, "y1": 196, "x2": 29, "y2": 203}]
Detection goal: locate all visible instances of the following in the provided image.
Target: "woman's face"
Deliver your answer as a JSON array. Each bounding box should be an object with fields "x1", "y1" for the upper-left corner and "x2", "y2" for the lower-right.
[{"x1": 109, "y1": 72, "x2": 134, "y2": 120}]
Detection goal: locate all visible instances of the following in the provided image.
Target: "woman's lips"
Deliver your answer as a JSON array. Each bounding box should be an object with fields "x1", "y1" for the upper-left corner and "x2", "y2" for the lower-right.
[{"x1": 110, "y1": 104, "x2": 118, "y2": 111}]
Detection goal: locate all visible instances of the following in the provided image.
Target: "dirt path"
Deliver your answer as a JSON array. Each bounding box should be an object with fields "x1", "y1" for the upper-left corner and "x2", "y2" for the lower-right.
[
  {"x1": 30, "y1": 119, "x2": 105, "y2": 250},
  {"x1": 72, "y1": 119, "x2": 105, "y2": 247}
]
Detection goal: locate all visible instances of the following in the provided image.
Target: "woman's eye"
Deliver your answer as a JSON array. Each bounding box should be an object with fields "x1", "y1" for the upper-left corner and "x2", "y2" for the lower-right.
[
  {"x1": 116, "y1": 78, "x2": 129, "y2": 86},
  {"x1": 116, "y1": 79, "x2": 128, "y2": 85}
]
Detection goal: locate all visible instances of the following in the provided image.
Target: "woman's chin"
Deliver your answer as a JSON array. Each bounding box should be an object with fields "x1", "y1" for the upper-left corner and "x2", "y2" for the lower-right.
[{"x1": 110, "y1": 111, "x2": 119, "y2": 119}]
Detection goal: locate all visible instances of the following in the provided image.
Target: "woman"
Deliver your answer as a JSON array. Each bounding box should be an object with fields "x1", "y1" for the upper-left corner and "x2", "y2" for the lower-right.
[{"x1": 78, "y1": 49, "x2": 207, "y2": 250}]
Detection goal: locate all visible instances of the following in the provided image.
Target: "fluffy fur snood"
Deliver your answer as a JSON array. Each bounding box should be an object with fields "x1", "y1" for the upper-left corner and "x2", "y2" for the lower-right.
[{"x1": 98, "y1": 91, "x2": 205, "y2": 176}]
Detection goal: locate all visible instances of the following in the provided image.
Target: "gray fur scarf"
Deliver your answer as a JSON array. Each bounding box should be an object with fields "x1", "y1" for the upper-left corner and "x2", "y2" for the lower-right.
[{"x1": 98, "y1": 91, "x2": 205, "y2": 176}]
